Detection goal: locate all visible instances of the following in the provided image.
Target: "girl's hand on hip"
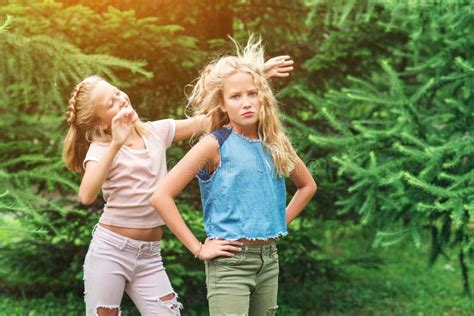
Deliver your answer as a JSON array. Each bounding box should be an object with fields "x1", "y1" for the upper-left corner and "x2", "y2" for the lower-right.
[
  {"x1": 198, "y1": 238, "x2": 243, "y2": 261},
  {"x1": 111, "y1": 108, "x2": 134, "y2": 146},
  {"x1": 263, "y1": 55, "x2": 294, "y2": 78}
]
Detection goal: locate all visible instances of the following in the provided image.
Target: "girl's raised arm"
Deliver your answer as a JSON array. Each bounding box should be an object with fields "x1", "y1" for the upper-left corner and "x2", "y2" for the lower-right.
[
  {"x1": 150, "y1": 136, "x2": 242, "y2": 259},
  {"x1": 286, "y1": 155, "x2": 318, "y2": 224},
  {"x1": 79, "y1": 108, "x2": 135, "y2": 204}
]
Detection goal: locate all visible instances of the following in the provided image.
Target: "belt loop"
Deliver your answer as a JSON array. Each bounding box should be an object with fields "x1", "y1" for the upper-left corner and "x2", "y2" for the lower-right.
[{"x1": 119, "y1": 238, "x2": 128, "y2": 250}]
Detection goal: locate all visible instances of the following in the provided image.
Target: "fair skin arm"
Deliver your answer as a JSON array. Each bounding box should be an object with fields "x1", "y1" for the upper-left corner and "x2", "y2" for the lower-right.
[
  {"x1": 79, "y1": 145, "x2": 120, "y2": 205},
  {"x1": 150, "y1": 136, "x2": 243, "y2": 260},
  {"x1": 78, "y1": 108, "x2": 135, "y2": 205},
  {"x1": 173, "y1": 115, "x2": 209, "y2": 142},
  {"x1": 286, "y1": 155, "x2": 318, "y2": 224}
]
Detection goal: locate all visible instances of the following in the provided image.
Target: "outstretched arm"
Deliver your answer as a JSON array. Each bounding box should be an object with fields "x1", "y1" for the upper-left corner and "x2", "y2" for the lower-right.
[
  {"x1": 150, "y1": 135, "x2": 242, "y2": 259},
  {"x1": 286, "y1": 155, "x2": 317, "y2": 224},
  {"x1": 173, "y1": 115, "x2": 210, "y2": 142}
]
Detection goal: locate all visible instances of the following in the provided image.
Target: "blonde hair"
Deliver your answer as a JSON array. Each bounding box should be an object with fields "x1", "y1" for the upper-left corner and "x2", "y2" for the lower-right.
[
  {"x1": 186, "y1": 35, "x2": 297, "y2": 176},
  {"x1": 62, "y1": 75, "x2": 146, "y2": 174}
]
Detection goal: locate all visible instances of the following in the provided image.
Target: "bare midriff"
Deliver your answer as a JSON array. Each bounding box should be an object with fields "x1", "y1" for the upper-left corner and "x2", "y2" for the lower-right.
[
  {"x1": 238, "y1": 238, "x2": 275, "y2": 246},
  {"x1": 99, "y1": 223, "x2": 164, "y2": 241}
]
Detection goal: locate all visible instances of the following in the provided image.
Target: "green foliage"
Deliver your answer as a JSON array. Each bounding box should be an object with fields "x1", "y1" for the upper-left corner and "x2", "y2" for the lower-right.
[
  {"x1": 0, "y1": 113, "x2": 95, "y2": 294},
  {"x1": 0, "y1": 18, "x2": 152, "y2": 114},
  {"x1": 288, "y1": 0, "x2": 474, "y2": 295},
  {"x1": 0, "y1": 0, "x2": 202, "y2": 118},
  {"x1": 0, "y1": 14, "x2": 11, "y2": 32},
  {"x1": 320, "y1": 229, "x2": 474, "y2": 315}
]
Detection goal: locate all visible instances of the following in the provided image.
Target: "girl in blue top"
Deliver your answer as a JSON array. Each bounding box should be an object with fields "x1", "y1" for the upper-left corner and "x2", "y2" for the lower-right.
[{"x1": 150, "y1": 36, "x2": 317, "y2": 315}]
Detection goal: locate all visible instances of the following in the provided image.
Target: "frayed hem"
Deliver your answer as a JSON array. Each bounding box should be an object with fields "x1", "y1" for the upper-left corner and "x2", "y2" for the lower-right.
[
  {"x1": 226, "y1": 125, "x2": 262, "y2": 143},
  {"x1": 95, "y1": 305, "x2": 121, "y2": 316},
  {"x1": 158, "y1": 291, "x2": 183, "y2": 315},
  {"x1": 207, "y1": 231, "x2": 288, "y2": 241}
]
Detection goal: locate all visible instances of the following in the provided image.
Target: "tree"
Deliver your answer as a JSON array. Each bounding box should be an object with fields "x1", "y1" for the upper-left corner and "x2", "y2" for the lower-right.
[{"x1": 289, "y1": 0, "x2": 474, "y2": 295}]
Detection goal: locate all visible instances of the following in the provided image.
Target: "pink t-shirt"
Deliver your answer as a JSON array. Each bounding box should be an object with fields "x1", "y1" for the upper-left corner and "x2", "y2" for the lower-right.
[{"x1": 83, "y1": 119, "x2": 176, "y2": 228}]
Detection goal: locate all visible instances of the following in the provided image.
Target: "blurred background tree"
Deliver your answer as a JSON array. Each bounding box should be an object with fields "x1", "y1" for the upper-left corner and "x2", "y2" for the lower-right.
[{"x1": 286, "y1": 0, "x2": 474, "y2": 296}]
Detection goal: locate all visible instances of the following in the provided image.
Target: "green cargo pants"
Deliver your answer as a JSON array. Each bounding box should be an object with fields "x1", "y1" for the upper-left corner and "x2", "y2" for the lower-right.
[{"x1": 204, "y1": 242, "x2": 279, "y2": 316}]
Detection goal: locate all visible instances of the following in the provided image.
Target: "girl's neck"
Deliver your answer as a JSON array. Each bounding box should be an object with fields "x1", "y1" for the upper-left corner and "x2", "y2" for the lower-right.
[
  {"x1": 129, "y1": 126, "x2": 140, "y2": 138},
  {"x1": 125, "y1": 126, "x2": 146, "y2": 149},
  {"x1": 100, "y1": 125, "x2": 141, "y2": 144},
  {"x1": 229, "y1": 123, "x2": 258, "y2": 139},
  {"x1": 125, "y1": 126, "x2": 142, "y2": 143}
]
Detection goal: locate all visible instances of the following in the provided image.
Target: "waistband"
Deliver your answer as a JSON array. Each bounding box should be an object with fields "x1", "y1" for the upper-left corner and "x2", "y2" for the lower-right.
[
  {"x1": 92, "y1": 224, "x2": 162, "y2": 251},
  {"x1": 240, "y1": 241, "x2": 277, "y2": 255}
]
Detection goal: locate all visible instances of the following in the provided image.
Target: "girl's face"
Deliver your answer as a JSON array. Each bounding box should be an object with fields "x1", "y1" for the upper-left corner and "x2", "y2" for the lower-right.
[
  {"x1": 91, "y1": 80, "x2": 137, "y2": 129},
  {"x1": 221, "y1": 71, "x2": 261, "y2": 132}
]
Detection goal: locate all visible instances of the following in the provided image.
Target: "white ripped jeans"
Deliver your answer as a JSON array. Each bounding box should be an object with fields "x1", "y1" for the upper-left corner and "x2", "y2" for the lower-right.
[{"x1": 83, "y1": 225, "x2": 182, "y2": 315}]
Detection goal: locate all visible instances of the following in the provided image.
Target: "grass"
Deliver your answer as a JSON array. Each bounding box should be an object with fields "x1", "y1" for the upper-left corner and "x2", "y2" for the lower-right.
[
  {"x1": 313, "y1": 229, "x2": 474, "y2": 316},
  {"x1": 1, "y1": 230, "x2": 473, "y2": 315}
]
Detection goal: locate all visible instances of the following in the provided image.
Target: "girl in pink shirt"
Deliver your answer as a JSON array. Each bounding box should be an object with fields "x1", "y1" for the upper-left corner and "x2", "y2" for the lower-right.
[{"x1": 62, "y1": 56, "x2": 293, "y2": 316}]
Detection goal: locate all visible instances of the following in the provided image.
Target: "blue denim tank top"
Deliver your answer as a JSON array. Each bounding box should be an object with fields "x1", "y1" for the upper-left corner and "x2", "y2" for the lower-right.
[{"x1": 197, "y1": 127, "x2": 288, "y2": 240}]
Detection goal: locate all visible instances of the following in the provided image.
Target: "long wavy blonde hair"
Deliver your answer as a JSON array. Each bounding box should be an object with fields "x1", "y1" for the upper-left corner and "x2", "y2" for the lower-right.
[
  {"x1": 62, "y1": 75, "x2": 146, "y2": 174},
  {"x1": 186, "y1": 36, "x2": 297, "y2": 177}
]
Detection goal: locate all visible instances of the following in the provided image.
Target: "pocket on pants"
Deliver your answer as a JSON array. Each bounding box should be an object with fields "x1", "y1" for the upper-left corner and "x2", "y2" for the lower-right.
[
  {"x1": 214, "y1": 252, "x2": 243, "y2": 266},
  {"x1": 89, "y1": 237, "x2": 122, "y2": 258},
  {"x1": 270, "y1": 248, "x2": 279, "y2": 260}
]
